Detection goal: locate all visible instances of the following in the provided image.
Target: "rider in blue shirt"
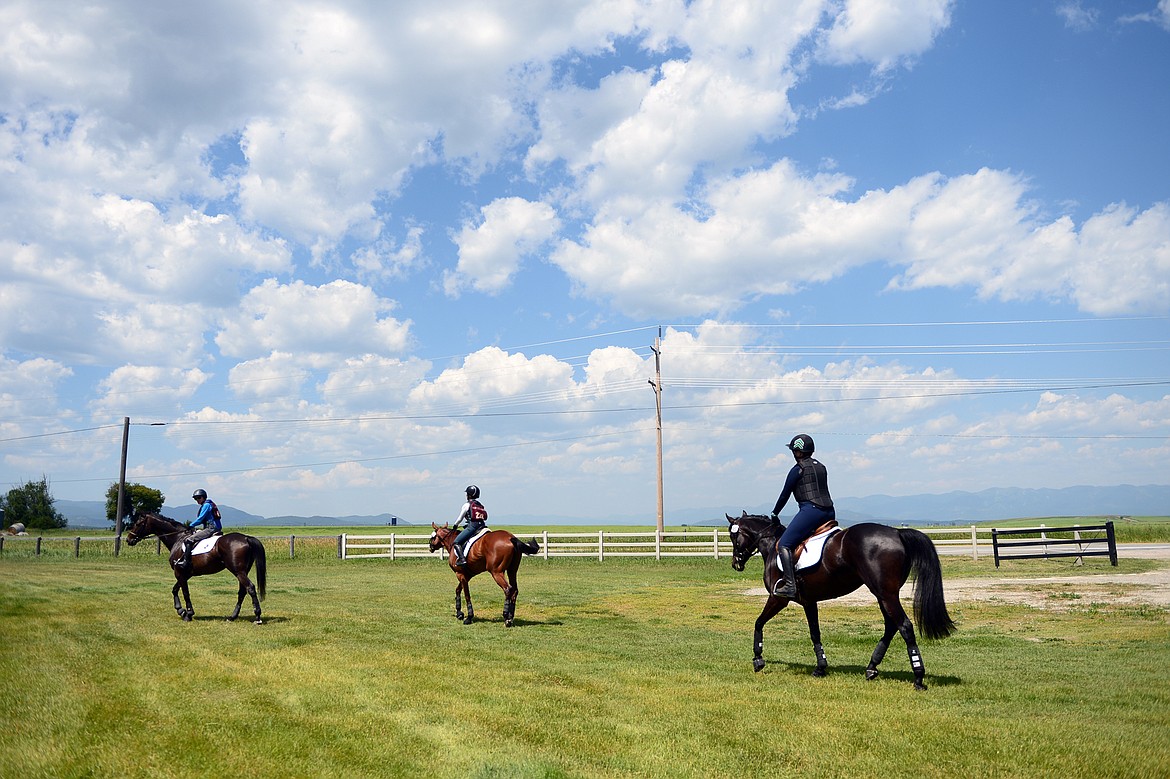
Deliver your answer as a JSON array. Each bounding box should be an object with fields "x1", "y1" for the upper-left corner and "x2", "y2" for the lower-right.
[
  {"x1": 452, "y1": 485, "x2": 488, "y2": 567},
  {"x1": 175, "y1": 488, "x2": 222, "y2": 570},
  {"x1": 770, "y1": 434, "x2": 835, "y2": 598}
]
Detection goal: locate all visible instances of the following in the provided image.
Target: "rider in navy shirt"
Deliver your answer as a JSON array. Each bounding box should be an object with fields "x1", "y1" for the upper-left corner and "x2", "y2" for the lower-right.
[
  {"x1": 175, "y1": 488, "x2": 222, "y2": 570},
  {"x1": 770, "y1": 434, "x2": 835, "y2": 598}
]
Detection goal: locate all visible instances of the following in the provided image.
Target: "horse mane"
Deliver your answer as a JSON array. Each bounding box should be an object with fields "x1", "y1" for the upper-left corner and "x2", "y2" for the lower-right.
[
  {"x1": 734, "y1": 511, "x2": 784, "y2": 536},
  {"x1": 136, "y1": 510, "x2": 186, "y2": 531}
]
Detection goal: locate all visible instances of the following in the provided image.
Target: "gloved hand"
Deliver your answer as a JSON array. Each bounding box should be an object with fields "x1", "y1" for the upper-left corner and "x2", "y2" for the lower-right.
[{"x1": 770, "y1": 512, "x2": 779, "y2": 522}]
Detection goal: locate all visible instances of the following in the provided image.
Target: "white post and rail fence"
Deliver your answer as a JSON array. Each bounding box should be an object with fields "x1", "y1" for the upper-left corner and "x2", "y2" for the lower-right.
[{"x1": 0, "y1": 523, "x2": 1119, "y2": 564}]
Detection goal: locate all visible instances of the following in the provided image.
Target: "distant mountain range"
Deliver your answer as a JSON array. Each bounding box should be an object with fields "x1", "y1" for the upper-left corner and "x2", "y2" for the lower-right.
[{"x1": 50, "y1": 484, "x2": 1169, "y2": 528}]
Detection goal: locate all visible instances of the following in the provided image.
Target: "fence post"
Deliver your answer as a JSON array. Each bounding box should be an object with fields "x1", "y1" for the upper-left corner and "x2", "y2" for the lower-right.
[
  {"x1": 74, "y1": 537, "x2": 81, "y2": 558},
  {"x1": 598, "y1": 530, "x2": 604, "y2": 562},
  {"x1": 656, "y1": 529, "x2": 662, "y2": 561},
  {"x1": 341, "y1": 533, "x2": 347, "y2": 560},
  {"x1": 992, "y1": 528, "x2": 1001, "y2": 568},
  {"x1": 713, "y1": 529, "x2": 719, "y2": 559},
  {"x1": 114, "y1": 535, "x2": 120, "y2": 557},
  {"x1": 156, "y1": 538, "x2": 162, "y2": 556},
  {"x1": 36, "y1": 537, "x2": 43, "y2": 556},
  {"x1": 289, "y1": 535, "x2": 295, "y2": 559},
  {"x1": 542, "y1": 530, "x2": 548, "y2": 560},
  {"x1": 1106, "y1": 520, "x2": 1118, "y2": 566},
  {"x1": 390, "y1": 533, "x2": 396, "y2": 561},
  {"x1": 970, "y1": 525, "x2": 978, "y2": 561},
  {"x1": 1073, "y1": 529, "x2": 1083, "y2": 566},
  {"x1": 0, "y1": 536, "x2": 4, "y2": 555}
]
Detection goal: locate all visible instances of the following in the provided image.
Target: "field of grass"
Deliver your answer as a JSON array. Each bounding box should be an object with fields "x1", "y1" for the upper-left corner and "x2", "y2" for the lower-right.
[{"x1": 1, "y1": 549, "x2": 1168, "y2": 778}]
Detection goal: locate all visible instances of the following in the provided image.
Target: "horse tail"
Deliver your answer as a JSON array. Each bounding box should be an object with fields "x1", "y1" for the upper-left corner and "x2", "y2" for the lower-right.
[
  {"x1": 511, "y1": 536, "x2": 540, "y2": 556},
  {"x1": 249, "y1": 536, "x2": 267, "y2": 601},
  {"x1": 898, "y1": 528, "x2": 955, "y2": 640}
]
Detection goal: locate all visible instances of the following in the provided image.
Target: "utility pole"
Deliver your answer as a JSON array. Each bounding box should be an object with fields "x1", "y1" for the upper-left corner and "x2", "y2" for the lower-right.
[
  {"x1": 648, "y1": 329, "x2": 664, "y2": 534},
  {"x1": 115, "y1": 416, "x2": 129, "y2": 551}
]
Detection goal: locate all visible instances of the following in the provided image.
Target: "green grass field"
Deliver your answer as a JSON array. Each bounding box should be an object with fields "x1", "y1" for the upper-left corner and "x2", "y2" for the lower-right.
[{"x1": 2, "y1": 546, "x2": 1168, "y2": 778}]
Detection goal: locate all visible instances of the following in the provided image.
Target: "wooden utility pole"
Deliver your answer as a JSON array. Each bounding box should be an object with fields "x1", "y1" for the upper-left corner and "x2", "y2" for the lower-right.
[
  {"x1": 648, "y1": 330, "x2": 664, "y2": 534},
  {"x1": 115, "y1": 416, "x2": 129, "y2": 547}
]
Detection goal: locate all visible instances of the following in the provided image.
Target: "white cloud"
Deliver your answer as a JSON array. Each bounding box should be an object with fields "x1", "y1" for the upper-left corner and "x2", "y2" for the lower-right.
[
  {"x1": 1056, "y1": 2, "x2": 1099, "y2": 31},
  {"x1": 817, "y1": 0, "x2": 954, "y2": 72},
  {"x1": 215, "y1": 279, "x2": 412, "y2": 359},
  {"x1": 444, "y1": 198, "x2": 561, "y2": 296},
  {"x1": 92, "y1": 365, "x2": 209, "y2": 418}
]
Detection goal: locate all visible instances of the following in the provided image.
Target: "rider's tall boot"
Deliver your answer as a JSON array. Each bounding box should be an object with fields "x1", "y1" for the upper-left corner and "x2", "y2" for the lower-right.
[{"x1": 772, "y1": 545, "x2": 798, "y2": 599}]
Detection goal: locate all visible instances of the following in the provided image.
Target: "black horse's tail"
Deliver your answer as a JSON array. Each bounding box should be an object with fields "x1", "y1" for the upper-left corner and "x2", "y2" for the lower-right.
[
  {"x1": 511, "y1": 536, "x2": 540, "y2": 556},
  {"x1": 249, "y1": 536, "x2": 267, "y2": 601},
  {"x1": 899, "y1": 528, "x2": 955, "y2": 640}
]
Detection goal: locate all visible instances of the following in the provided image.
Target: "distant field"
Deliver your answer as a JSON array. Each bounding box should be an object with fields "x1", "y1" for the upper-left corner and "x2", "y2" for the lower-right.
[{"x1": 1, "y1": 551, "x2": 1168, "y2": 778}]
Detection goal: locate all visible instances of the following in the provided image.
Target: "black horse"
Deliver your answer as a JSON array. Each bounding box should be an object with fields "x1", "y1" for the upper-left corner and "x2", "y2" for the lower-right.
[
  {"x1": 726, "y1": 512, "x2": 955, "y2": 690},
  {"x1": 126, "y1": 510, "x2": 267, "y2": 624}
]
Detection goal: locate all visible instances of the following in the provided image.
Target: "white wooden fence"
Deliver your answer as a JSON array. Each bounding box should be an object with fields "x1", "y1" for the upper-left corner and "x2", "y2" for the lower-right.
[{"x1": 341, "y1": 525, "x2": 991, "y2": 561}]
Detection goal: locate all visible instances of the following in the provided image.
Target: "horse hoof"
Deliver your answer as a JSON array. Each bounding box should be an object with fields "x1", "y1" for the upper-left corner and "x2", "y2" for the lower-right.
[
  {"x1": 752, "y1": 658, "x2": 765, "y2": 673},
  {"x1": 812, "y1": 667, "x2": 828, "y2": 678},
  {"x1": 914, "y1": 681, "x2": 928, "y2": 692},
  {"x1": 462, "y1": 617, "x2": 474, "y2": 625},
  {"x1": 505, "y1": 619, "x2": 514, "y2": 628},
  {"x1": 865, "y1": 669, "x2": 879, "y2": 681},
  {"x1": 253, "y1": 618, "x2": 263, "y2": 625}
]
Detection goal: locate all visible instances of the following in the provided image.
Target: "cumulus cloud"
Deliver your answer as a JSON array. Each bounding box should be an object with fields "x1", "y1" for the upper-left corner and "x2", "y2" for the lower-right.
[
  {"x1": 817, "y1": 0, "x2": 954, "y2": 72},
  {"x1": 444, "y1": 198, "x2": 561, "y2": 296},
  {"x1": 215, "y1": 279, "x2": 412, "y2": 359}
]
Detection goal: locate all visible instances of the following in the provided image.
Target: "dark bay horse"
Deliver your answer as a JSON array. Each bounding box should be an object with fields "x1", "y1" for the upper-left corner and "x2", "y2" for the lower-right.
[
  {"x1": 726, "y1": 512, "x2": 955, "y2": 690},
  {"x1": 429, "y1": 523, "x2": 540, "y2": 626},
  {"x1": 126, "y1": 510, "x2": 267, "y2": 624}
]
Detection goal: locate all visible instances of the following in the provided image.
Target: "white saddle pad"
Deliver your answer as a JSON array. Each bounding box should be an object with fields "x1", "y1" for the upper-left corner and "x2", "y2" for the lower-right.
[
  {"x1": 192, "y1": 535, "x2": 220, "y2": 555},
  {"x1": 795, "y1": 527, "x2": 841, "y2": 571},
  {"x1": 463, "y1": 526, "x2": 490, "y2": 554}
]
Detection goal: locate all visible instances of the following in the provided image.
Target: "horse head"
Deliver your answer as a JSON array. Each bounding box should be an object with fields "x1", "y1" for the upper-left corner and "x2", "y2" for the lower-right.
[
  {"x1": 125, "y1": 510, "x2": 149, "y2": 546},
  {"x1": 726, "y1": 510, "x2": 766, "y2": 572},
  {"x1": 429, "y1": 522, "x2": 452, "y2": 553}
]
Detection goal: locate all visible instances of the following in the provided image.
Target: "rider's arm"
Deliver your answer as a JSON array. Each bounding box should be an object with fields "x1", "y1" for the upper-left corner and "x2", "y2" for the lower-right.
[
  {"x1": 454, "y1": 502, "x2": 470, "y2": 527},
  {"x1": 771, "y1": 464, "x2": 801, "y2": 516}
]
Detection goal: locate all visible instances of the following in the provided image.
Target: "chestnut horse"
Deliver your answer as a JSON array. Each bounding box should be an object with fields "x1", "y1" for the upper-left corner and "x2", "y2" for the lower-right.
[
  {"x1": 126, "y1": 510, "x2": 267, "y2": 624},
  {"x1": 429, "y1": 523, "x2": 540, "y2": 626},
  {"x1": 726, "y1": 511, "x2": 955, "y2": 690}
]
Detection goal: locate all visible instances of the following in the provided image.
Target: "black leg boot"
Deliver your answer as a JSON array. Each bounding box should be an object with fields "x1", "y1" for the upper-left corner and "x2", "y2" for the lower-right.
[
  {"x1": 454, "y1": 544, "x2": 467, "y2": 567},
  {"x1": 772, "y1": 545, "x2": 798, "y2": 599}
]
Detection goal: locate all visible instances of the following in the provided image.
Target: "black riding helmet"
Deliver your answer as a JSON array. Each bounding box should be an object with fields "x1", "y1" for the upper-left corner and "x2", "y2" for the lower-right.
[
  {"x1": 192, "y1": 488, "x2": 207, "y2": 500},
  {"x1": 786, "y1": 434, "x2": 814, "y2": 456},
  {"x1": 465, "y1": 485, "x2": 480, "y2": 500}
]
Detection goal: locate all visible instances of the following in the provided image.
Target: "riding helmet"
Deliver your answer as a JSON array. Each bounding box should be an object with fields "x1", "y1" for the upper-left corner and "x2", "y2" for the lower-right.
[
  {"x1": 786, "y1": 434, "x2": 815, "y2": 455},
  {"x1": 465, "y1": 485, "x2": 480, "y2": 500},
  {"x1": 192, "y1": 488, "x2": 208, "y2": 500}
]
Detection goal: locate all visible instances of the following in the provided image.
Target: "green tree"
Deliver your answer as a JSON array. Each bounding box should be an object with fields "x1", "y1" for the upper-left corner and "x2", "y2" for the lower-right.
[
  {"x1": 105, "y1": 482, "x2": 165, "y2": 528},
  {"x1": 1, "y1": 477, "x2": 67, "y2": 530}
]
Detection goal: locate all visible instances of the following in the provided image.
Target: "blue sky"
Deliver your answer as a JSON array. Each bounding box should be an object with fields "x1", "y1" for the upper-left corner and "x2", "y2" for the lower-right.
[{"x1": 1, "y1": 0, "x2": 1168, "y2": 524}]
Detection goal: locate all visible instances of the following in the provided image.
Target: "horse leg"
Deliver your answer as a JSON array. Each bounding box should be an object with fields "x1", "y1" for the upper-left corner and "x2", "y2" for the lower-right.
[
  {"x1": 752, "y1": 597, "x2": 787, "y2": 672},
  {"x1": 503, "y1": 566, "x2": 520, "y2": 627},
  {"x1": 873, "y1": 596, "x2": 928, "y2": 690},
  {"x1": 453, "y1": 579, "x2": 465, "y2": 622},
  {"x1": 490, "y1": 570, "x2": 513, "y2": 627},
  {"x1": 461, "y1": 579, "x2": 475, "y2": 625},
  {"x1": 228, "y1": 575, "x2": 246, "y2": 622},
  {"x1": 172, "y1": 580, "x2": 187, "y2": 619},
  {"x1": 865, "y1": 601, "x2": 900, "y2": 682},
  {"x1": 177, "y1": 579, "x2": 195, "y2": 621},
  {"x1": 802, "y1": 602, "x2": 828, "y2": 677}
]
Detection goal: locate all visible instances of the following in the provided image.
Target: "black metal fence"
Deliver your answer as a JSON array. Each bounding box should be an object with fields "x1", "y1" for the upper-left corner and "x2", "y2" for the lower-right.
[{"x1": 991, "y1": 521, "x2": 1117, "y2": 567}]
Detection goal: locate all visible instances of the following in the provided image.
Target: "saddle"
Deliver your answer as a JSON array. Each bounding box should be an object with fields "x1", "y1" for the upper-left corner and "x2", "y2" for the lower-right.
[
  {"x1": 783, "y1": 520, "x2": 841, "y2": 572},
  {"x1": 461, "y1": 526, "x2": 490, "y2": 555}
]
